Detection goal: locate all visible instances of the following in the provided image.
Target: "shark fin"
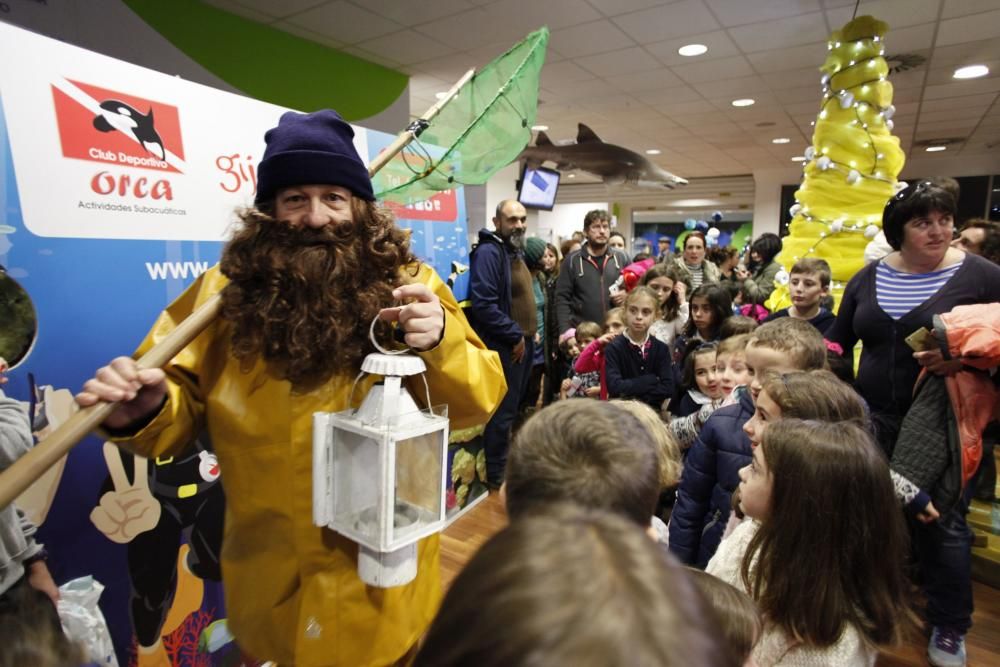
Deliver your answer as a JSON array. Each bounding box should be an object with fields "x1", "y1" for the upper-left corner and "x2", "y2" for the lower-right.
[
  {"x1": 534, "y1": 131, "x2": 553, "y2": 147},
  {"x1": 576, "y1": 123, "x2": 603, "y2": 144}
]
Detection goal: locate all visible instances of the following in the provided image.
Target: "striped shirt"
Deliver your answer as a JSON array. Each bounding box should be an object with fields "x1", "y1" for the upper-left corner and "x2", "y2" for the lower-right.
[
  {"x1": 686, "y1": 263, "x2": 704, "y2": 288},
  {"x1": 875, "y1": 258, "x2": 964, "y2": 320}
]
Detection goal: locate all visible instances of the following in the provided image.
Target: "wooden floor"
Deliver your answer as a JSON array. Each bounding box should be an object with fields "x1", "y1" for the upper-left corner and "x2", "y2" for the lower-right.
[{"x1": 441, "y1": 491, "x2": 1000, "y2": 666}]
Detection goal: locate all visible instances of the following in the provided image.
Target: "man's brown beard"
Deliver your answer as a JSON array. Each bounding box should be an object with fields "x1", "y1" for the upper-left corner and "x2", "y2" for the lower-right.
[{"x1": 218, "y1": 204, "x2": 414, "y2": 391}]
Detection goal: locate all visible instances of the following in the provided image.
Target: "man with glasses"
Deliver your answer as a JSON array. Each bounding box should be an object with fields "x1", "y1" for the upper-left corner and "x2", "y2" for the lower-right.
[{"x1": 555, "y1": 209, "x2": 629, "y2": 336}]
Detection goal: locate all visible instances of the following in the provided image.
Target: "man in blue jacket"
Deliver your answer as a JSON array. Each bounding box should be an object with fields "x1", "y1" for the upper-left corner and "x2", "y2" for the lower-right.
[{"x1": 468, "y1": 199, "x2": 534, "y2": 486}]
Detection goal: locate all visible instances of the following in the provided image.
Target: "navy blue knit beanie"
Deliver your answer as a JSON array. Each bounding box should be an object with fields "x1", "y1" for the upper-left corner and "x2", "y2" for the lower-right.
[{"x1": 255, "y1": 110, "x2": 374, "y2": 204}]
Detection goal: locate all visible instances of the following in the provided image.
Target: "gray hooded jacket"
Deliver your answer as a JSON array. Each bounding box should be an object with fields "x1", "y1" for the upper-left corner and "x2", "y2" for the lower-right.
[{"x1": 0, "y1": 390, "x2": 42, "y2": 595}]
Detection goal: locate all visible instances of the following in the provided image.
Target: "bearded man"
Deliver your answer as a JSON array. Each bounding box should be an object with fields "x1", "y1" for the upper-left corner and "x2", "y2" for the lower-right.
[
  {"x1": 76, "y1": 110, "x2": 505, "y2": 667},
  {"x1": 467, "y1": 199, "x2": 534, "y2": 486}
]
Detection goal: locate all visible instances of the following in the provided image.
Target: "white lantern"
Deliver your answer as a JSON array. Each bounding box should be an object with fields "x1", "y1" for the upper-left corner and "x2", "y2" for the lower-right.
[{"x1": 313, "y1": 349, "x2": 449, "y2": 588}]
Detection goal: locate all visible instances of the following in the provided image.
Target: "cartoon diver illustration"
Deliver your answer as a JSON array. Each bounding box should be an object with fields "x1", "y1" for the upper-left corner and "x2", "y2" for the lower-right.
[
  {"x1": 92, "y1": 100, "x2": 166, "y2": 160},
  {"x1": 91, "y1": 438, "x2": 226, "y2": 667}
]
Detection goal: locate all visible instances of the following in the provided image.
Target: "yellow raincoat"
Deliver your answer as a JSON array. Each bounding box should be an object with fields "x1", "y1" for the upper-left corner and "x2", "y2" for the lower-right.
[{"x1": 111, "y1": 263, "x2": 505, "y2": 666}]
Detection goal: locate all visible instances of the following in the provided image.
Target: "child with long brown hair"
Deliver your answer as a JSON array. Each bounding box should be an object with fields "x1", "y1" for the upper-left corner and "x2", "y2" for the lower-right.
[
  {"x1": 708, "y1": 420, "x2": 913, "y2": 666},
  {"x1": 642, "y1": 264, "x2": 690, "y2": 348}
]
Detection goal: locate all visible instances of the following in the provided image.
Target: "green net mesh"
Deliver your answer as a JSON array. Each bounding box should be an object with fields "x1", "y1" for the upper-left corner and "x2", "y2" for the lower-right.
[{"x1": 372, "y1": 27, "x2": 549, "y2": 204}]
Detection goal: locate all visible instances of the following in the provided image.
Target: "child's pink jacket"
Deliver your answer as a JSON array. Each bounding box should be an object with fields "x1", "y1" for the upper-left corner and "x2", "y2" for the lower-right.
[{"x1": 575, "y1": 339, "x2": 608, "y2": 400}]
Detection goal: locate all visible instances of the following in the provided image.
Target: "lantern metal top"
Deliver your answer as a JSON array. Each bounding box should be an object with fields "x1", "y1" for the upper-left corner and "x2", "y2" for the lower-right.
[{"x1": 360, "y1": 353, "x2": 427, "y2": 378}]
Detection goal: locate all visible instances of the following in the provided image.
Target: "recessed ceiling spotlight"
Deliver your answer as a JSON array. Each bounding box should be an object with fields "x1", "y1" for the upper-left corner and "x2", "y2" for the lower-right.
[
  {"x1": 953, "y1": 65, "x2": 989, "y2": 79},
  {"x1": 731, "y1": 98, "x2": 755, "y2": 107},
  {"x1": 645, "y1": 149, "x2": 661, "y2": 155},
  {"x1": 772, "y1": 137, "x2": 790, "y2": 144},
  {"x1": 791, "y1": 156, "x2": 806, "y2": 162},
  {"x1": 678, "y1": 43, "x2": 708, "y2": 57},
  {"x1": 568, "y1": 173, "x2": 576, "y2": 178},
  {"x1": 531, "y1": 125, "x2": 549, "y2": 131},
  {"x1": 925, "y1": 145, "x2": 947, "y2": 152},
  {"x1": 435, "y1": 92, "x2": 449, "y2": 100}
]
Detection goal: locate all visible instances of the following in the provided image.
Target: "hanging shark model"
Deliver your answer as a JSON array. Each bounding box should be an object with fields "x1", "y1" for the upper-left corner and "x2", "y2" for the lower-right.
[{"x1": 518, "y1": 123, "x2": 687, "y2": 189}]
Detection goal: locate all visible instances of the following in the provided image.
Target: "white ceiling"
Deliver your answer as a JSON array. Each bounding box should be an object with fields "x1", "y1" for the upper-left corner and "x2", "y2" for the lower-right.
[{"x1": 202, "y1": 0, "x2": 1000, "y2": 181}]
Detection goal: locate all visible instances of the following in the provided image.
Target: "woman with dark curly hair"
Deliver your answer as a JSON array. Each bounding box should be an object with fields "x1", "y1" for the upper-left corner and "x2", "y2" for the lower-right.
[
  {"x1": 829, "y1": 180, "x2": 1000, "y2": 666},
  {"x1": 734, "y1": 233, "x2": 782, "y2": 305}
]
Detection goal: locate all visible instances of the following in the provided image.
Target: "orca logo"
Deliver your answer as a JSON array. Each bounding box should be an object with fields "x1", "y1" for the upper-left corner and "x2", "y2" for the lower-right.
[
  {"x1": 51, "y1": 79, "x2": 185, "y2": 173},
  {"x1": 92, "y1": 100, "x2": 165, "y2": 160}
]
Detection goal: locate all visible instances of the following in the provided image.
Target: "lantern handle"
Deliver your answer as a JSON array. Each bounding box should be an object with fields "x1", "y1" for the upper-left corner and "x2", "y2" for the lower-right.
[
  {"x1": 369, "y1": 310, "x2": 410, "y2": 356},
  {"x1": 345, "y1": 314, "x2": 435, "y2": 419}
]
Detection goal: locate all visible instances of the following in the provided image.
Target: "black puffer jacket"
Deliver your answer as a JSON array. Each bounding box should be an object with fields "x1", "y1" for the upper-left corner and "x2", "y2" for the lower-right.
[{"x1": 668, "y1": 388, "x2": 754, "y2": 568}]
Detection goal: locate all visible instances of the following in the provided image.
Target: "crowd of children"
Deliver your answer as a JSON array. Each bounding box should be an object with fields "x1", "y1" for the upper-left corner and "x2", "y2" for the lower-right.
[{"x1": 415, "y1": 243, "x2": 995, "y2": 667}]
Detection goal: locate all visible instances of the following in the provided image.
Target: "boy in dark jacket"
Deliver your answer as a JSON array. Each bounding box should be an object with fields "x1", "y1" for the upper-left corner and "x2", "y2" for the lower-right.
[
  {"x1": 668, "y1": 318, "x2": 828, "y2": 567},
  {"x1": 762, "y1": 257, "x2": 836, "y2": 335}
]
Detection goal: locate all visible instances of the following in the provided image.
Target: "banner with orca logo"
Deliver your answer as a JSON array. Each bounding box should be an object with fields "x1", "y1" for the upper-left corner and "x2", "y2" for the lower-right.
[{"x1": 0, "y1": 21, "x2": 469, "y2": 667}]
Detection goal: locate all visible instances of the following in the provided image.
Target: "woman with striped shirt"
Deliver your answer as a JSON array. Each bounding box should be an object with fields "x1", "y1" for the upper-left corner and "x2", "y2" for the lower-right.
[{"x1": 828, "y1": 180, "x2": 1000, "y2": 667}]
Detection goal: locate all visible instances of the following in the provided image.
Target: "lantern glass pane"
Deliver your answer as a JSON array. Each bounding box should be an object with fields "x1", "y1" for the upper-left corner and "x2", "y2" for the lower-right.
[
  {"x1": 392, "y1": 425, "x2": 446, "y2": 542},
  {"x1": 332, "y1": 427, "x2": 382, "y2": 544}
]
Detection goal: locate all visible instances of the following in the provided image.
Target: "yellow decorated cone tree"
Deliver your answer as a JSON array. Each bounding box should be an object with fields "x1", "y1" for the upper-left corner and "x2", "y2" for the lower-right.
[{"x1": 767, "y1": 15, "x2": 906, "y2": 313}]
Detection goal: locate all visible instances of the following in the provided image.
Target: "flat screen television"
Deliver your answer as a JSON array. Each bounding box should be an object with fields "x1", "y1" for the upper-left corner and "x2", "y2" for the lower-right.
[{"x1": 517, "y1": 165, "x2": 560, "y2": 211}]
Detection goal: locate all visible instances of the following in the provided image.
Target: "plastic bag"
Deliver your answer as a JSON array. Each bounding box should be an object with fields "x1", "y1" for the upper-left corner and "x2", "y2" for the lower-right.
[{"x1": 57, "y1": 576, "x2": 119, "y2": 667}]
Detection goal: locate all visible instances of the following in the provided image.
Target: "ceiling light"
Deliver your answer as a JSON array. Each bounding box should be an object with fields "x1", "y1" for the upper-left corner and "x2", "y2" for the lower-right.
[
  {"x1": 435, "y1": 92, "x2": 449, "y2": 100},
  {"x1": 953, "y1": 65, "x2": 989, "y2": 79},
  {"x1": 645, "y1": 149, "x2": 661, "y2": 155},
  {"x1": 567, "y1": 173, "x2": 576, "y2": 178},
  {"x1": 531, "y1": 124, "x2": 549, "y2": 131},
  {"x1": 791, "y1": 156, "x2": 806, "y2": 162},
  {"x1": 925, "y1": 145, "x2": 947, "y2": 152},
  {"x1": 772, "y1": 137, "x2": 790, "y2": 144},
  {"x1": 678, "y1": 43, "x2": 708, "y2": 57},
  {"x1": 731, "y1": 98, "x2": 755, "y2": 107}
]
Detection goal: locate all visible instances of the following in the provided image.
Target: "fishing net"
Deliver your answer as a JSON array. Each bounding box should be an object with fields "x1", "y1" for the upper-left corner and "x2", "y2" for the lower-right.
[{"x1": 372, "y1": 27, "x2": 549, "y2": 204}]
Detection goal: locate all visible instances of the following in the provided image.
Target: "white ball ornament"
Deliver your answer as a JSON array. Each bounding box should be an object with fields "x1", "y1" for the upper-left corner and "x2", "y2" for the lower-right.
[
  {"x1": 706, "y1": 227, "x2": 720, "y2": 239},
  {"x1": 883, "y1": 104, "x2": 896, "y2": 120},
  {"x1": 774, "y1": 269, "x2": 790, "y2": 286},
  {"x1": 894, "y1": 180, "x2": 908, "y2": 194},
  {"x1": 830, "y1": 220, "x2": 844, "y2": 233},
  {"x1": 864, "y1": 224, "x2": 880, "y2": 239},
  {"x1": 804, "y1": 146, "x2": 815, "y2": 160},
  {"x1": 817, "y1": 156, "x2": 833, "y2": 171},
  {"x1": 838, "y1": 91, "x2": 854, "y2": 108},
  {"x1": 847, "y1": 169, "x2": 861, "y2": 184},
  {"x1": 789, "y1": 203, "x2": 802, "y2": 217},
  {"x1": 886, "y1": 119, "x2": 894, "y2": 131}
]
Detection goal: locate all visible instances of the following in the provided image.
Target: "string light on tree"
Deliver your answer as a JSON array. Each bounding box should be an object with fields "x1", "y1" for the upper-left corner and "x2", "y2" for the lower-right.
[{"x1": 767, "y1": 15, "x2": 905, "y2": 313}]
